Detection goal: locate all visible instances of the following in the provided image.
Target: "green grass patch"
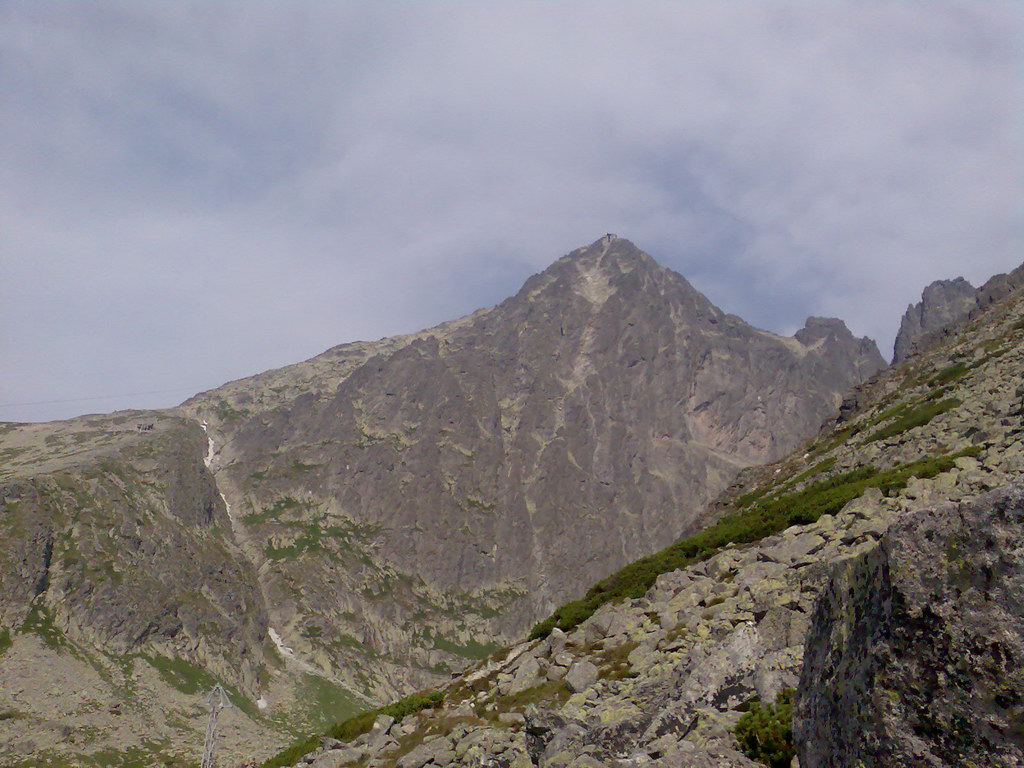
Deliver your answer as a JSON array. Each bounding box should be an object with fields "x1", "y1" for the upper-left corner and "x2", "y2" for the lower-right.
[
  {"x1": 929, "y1": 362, "x2": 970, "y2": 387},
  {"x1": 241, "y1": 496, "x2": 309, "y2": 525},
  {"x1": 734, "y1": 484, "x2": 774, "y2": 508},
  {"x1": 20, "y1": 604, "x2": 69, "y2": 651},
  {"x1": 142, "y1": 654, "x2": 257, "y2": 718},
  {"x1": 0, "y1": 628, "x2": 11, "y2": 655},
  {"x1": 260, "y1": 735, "x2": 321, "y2": 768},
  {"x1": 264, "y1": 525, "x2": 322, "y2": 560},
  {"x1": 214, "y1": 398, "x2": 247, "y2": 423},
  {"x1": 496, "y1": 679, "x2": 569, "y2": 711},
  {"x1": 295, "y1": 672, "x2": 364, "y2": 731},
  {"x1": 784, "y1": 457, "x2": 837, "y2": 488},
  {"x1": 261, "y1": 690, "x2": 443, "y2": 768},
  {"x1": 69, "y1": 741, "x2": 185, "y2": 768},
  {"x1": 864, "y1": 398, "x2": 960, "y2": 443},
  {"x1": 806, "y1": 424, "x2": 859, "y2": 457},
  {"x1": 530, "y1": 448, "x2": 979, "y2": 639},
  {"x1": 142, "y1": 654, "x2": 218, "y2": 696},
  {"x1": 735, "y1": 689, "x2": 795, "y2": 768},
  {"x1": 430, "y1": 634, "x2": 499, "y2": 660}
]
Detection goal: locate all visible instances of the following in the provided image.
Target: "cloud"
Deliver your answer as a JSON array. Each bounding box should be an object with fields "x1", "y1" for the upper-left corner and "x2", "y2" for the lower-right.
[{"x1": 1, "y1": 1, "x2": 1021, "y2": 421}]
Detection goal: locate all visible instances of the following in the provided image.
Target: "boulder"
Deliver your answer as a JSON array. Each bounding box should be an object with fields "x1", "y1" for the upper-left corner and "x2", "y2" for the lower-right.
[
  {"x1": 796, "y1": 481, "x2": 1024, "y2": 768},
  {"x1": 564, "y1": 660, "x2": 599, "y2": 693}
]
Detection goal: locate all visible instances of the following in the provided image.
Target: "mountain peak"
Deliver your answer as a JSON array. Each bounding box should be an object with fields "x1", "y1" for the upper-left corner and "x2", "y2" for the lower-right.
[
  {"x1": 512, "y1": 234, "x2": 694, "y2": 313},
  {"x1": 893, "y1": 276, "x2": 978, "y2": 363},
  {"x1": 564, "y1": 233, "x2": 653, "y2": 267}
]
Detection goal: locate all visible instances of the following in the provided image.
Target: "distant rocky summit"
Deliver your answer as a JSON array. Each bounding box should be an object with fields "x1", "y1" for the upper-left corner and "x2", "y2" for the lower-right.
[
  {"x1": 892, "y1": 277, "x2": 976, "y2": 363},
  {"x1": 893, "y1": 262, "x2": 1024, "y2": 363}
]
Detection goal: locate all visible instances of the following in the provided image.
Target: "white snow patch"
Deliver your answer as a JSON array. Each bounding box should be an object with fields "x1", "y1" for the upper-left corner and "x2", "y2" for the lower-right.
[
  {"x1": 268, "y1": 627, "x2": 295, "y2": 659},
  {"x1": 268, "y1": 627, "x2": 320, "y2": 675},
  {"x1": 219, "y1": 491, "x2": 233, "y2": 519},
  {"x1": 256, "y1": 696, "x2": 268, "y2": 710},
  {"x1": 200, "y1": 421, "x2": 215, "y2": 468}
]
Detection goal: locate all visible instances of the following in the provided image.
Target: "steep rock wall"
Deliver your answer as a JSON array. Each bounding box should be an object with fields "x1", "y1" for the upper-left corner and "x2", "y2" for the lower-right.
[{"x1": 796, "y1": 481, "x2": 1024, "y2": 768}]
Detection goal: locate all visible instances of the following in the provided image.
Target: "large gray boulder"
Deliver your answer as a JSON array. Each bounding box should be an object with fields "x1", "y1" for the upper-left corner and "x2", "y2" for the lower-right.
[{"x1": 795, "y1": 480, "x2": 1024, "y2": 767}]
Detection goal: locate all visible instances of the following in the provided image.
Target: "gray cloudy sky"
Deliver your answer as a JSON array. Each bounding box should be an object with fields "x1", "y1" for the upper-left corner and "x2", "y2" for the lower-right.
[{"x1": 2, "y1": 2, "x2": 1022, "y2": 423}]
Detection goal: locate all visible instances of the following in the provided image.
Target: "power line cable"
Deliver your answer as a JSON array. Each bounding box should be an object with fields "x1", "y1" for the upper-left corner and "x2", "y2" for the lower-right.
[{"x1": 0, "y1": 387, "x2": 199, "y2": 409}]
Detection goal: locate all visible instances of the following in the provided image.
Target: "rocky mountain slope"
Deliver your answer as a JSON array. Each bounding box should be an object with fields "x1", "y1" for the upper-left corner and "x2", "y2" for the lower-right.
[
  {"x1": 0, "y1": 413, "x2": 285, "y2": 765},
  {"x1": 0, "y1": 236, "x2": 887, "y2": 766},
  {"x1": 281, "y1": 259, "x2": 1024, "y2": 768},
  {"x1": 178, "y1": 235, "x2": 882, "y2": 702}
]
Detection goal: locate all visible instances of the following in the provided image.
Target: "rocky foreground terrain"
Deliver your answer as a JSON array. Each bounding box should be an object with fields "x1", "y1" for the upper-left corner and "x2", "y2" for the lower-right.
[
  {"x1": 277, "y1": 263, "x2": 1024, "y2": 767},
  {"x1": 0, "y1": 237, "x2": 888, "y2": 766}
]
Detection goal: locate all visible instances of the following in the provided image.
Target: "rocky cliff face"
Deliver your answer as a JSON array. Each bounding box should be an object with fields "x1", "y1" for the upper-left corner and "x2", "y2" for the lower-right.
[
  {"x1": 893, "y1": 277, "x2": 976, "y2": 363},
  {"x1": 283, "y1": 258, "x2": 1024, "y2": 768},
  {"x1": 179, "y1": 235, "x2": 884, "y2": 700},
  {"x1": 0, "y1": 412, "x2": 286, "y2": 764},
  {"x1": 796, "y1": 481, "x2": 1024, "y2": 768},
  {"x1": 893, "y1": 262, "x2": 1024, "y2": 364}
]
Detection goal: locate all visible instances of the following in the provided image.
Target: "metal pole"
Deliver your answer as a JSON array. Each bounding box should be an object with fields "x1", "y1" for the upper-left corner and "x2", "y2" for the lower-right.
[{"x1": 200, "y1": 685, "x2": 231, "y2": 768}]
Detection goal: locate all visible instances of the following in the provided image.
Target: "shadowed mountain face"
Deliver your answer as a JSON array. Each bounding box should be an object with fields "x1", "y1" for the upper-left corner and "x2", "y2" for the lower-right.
[{"x1": 181, "y1": 235, "x2": 884, "y2": 696}]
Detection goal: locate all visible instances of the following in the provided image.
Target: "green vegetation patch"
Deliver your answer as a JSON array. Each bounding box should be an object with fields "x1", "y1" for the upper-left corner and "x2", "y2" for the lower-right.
[
  {"x1": 864, "y1": 398, "x2": 960, "y2": 443},
  {"x1": 786, "y1": 457, "x2": 836, "y2": 486},
  {"x1": 20, "y1": 603, "x2": 69, "y2": 651},
  {"x1": 142, "y1": 654, "x2": 257, "y2": 718},
  {"x1": 733, "y1": 484, "x2": 773, "y2": 509},
  {"x1": 929, "y1": 362, "x2": 970, "y2": 387},
  {"x1": 0, "y1": 628, "x2": 11, "y2": 655},
  {"x1": 530, "y1": 448, "x2": 980, "y2": 639},
  {"x1": 264, "y1": 525, "x2": 323, "y2": 560},
  {"x1": 735, "y1": 689, "x2": 795, "y2": 768},
  {"x1": 806, "y1": 424, "x2": 859, "y2": 458},
  {"x1": 214, "y1": 398, "x2": 247, "y2": 422},
  {"x1": 295, "y1": 672, "x2": 364, "y2": 732},
  {"x1": 261, "y1": 690, "x2": 443, "y2": 768},
  {"x1": 430, "y1": 633, "x2": 499, "y2": 660},
  {"x1": 142, "y1": 654, "x2": 218, "y2": 696},
  {"x1": 73, "y1": 741, "x2": 185, "y2": 768},
  {"x1": 241, "y1": 496, "x2": 310, "y2": 525}
]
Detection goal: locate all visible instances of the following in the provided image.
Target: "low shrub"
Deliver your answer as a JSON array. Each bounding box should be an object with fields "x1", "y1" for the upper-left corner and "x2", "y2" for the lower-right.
[
  {"x1": 735, "y1": 688, "x2": 795, "y2": 768},
  {"x1": 531, "y1": 467, "x2": 876, "y2": 638},
  {"x1": 261, "y1": 690, "x2": 443, "y2": 768},
  {"x1": 786, "y1": 457, "x2": 836, "y2": 486},
  {"x1": 929, "y1": 362, "x2": 969, "y2": 387},
  {"x1": 864, "y1": 398, "x2": 960, "y2": 443},
  {"x1": 530, "y1": 448, "x2": 979, "y2": 639}
]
